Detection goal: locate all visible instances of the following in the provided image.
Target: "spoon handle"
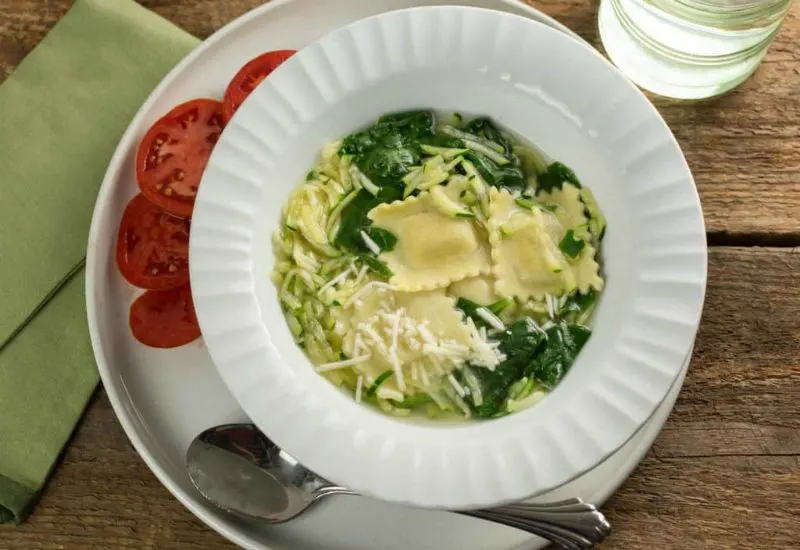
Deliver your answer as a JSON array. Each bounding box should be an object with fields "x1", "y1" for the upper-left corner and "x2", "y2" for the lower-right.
[
  {"x1": 310, "y1": 487, "x2": 608, "y2": 549},
  {"x1": 458, "y1": 498, "x2": 610, "y2": 550}
]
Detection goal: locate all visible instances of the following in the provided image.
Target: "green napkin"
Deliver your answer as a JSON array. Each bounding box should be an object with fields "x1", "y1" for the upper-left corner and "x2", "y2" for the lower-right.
[{"x1": 0, "y1": 0, "x2": 199, "y2": 524}]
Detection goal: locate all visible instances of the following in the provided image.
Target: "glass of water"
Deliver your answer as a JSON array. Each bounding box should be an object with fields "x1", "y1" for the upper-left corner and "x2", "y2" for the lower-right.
[{"x1": 598, "y1": 0, "x2": 793, "y2": 99}]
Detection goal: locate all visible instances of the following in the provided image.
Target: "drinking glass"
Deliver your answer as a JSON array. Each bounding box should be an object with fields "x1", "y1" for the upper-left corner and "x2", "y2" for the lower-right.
[{"x1": 598, "y1": 0, "x2": 793, "y2": 99}]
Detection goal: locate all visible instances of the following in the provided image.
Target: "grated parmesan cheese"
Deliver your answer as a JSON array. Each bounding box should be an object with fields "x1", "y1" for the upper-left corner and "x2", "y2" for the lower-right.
[
  {"x1": 341, "y1": 286, "x2": 506, "y2": 402},
  {"x1": 360, "y1": 230, "x2": 382, "y2": 254},
  {"x1": 317, "y1": 265, "x2": 353, "y2": 295},
  {"x1": 317, "y1": 354, "x2": 372, "y2": 372},
  {"x1": 476, "y1": 307, "x2": 505, "y2": 331},
  {"x1": 355, "y1": 375, "x2": 364, "y2": 403},
  {"x1": 448, "y1": 373, "x2": 467, "y2": 397},
  {"x1": 545, "y1": 294, "x2": 556, "y2": 319},
  {"x1": 343, "y1": 281, "x2": 396, "y2": 308}
]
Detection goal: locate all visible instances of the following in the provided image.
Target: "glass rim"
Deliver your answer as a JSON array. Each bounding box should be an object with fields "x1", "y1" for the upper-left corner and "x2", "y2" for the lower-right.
[{"x1": 609, "y1": 0, "x2": 789, "y2": 63}]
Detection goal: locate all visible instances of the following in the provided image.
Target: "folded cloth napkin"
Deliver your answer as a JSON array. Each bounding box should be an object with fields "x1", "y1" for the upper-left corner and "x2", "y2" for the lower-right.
[{"x1": 0, "y1": 0, "x2": 199, "y2": 523}]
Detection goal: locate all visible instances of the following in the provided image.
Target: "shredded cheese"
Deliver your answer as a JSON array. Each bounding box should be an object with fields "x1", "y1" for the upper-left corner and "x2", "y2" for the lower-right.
[
  {"x1": 337, "y1": 285, "x2": 507, "y2": 406},
  {"x1": 360, "y1": 230, "x2": 381, "y2": 254},
  {"x1": 343, "y1": 281, "x2": 396, "y2": 308},
  {"x1": 448, "y1": 373, "x2": 467, "y2": 397},
  {"x1": 476, "y1": 307, "x2": 505, "y2": 331},
  {"x1": 355, "y1": 375, "x2": 364, "y2": 403},
  {"x1": 545, "y1": 293, "x2": 556, "y2": 319},
  {"x1": 317, "y1": 266, "x2": 353, "y2": 295},
  {"x1": 317, "y1": 354, "x2": 372, "y2": 372},
  {"x1": 353, "y1": 265, "x2": 369, "y2": 285},
  {"x1": 419, "y1": 364, "x2": 430, "y2": 386}
]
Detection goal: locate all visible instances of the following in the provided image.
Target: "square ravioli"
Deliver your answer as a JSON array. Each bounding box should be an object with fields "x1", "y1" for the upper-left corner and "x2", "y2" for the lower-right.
[
  {"x1": 488, "y1": 188, "x2": 603, "y2": 301},
  {"x1": 368, "y1": 192, "x2": 492, "y2": 291}
]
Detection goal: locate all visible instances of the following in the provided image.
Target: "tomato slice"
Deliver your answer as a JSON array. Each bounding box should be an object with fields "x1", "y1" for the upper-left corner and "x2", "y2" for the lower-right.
[
  {"x1": 222, "y1": 50, "x2": 297, "y2": 122},
  {"x1": 116, "y1": 194, "x2": 191, "y2": 290},
  {"x1": 135, "y1": 98, "x2": 224, "y2": 218},
  {"x1": 129, "y1": 285, "x2": 201, "y2": 348}
]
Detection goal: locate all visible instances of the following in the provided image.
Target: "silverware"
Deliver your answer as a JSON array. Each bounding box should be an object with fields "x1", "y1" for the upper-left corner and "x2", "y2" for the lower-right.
[{"x1": 186, "y1": 424, "x2": 611, "y2": 550}]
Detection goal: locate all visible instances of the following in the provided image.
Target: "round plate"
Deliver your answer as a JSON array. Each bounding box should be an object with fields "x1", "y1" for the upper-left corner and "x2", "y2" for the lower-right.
[
  {"x1": 189, "y1": 6, "x2": 706, "y2": 509},
  {"x1": 85, "y1": 0, "x2": 696, "y2": 548}
]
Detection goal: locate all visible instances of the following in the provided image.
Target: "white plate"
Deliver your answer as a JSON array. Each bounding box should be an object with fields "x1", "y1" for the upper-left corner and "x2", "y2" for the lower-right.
[
  {"x1": 85, "y1": 0, "x2": 696, "y2": 548},
  {"x1": 190, "y1": 6, "x2": 706, "y2": 509}
]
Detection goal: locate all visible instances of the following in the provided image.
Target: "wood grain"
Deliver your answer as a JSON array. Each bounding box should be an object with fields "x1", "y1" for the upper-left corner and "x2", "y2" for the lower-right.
[
  {"x1": 0, "y1": 0, "x2": 798, "y2": 240},
  {"x1": 0, "y1": 248, "x2": 797, "y2": 549},
  {"x1": 0, "y1": 0, "x2": 798, "y2": 549}
]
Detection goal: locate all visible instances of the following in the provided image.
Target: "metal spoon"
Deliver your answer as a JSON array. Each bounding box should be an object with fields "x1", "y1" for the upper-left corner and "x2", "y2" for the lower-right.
[{"x1": 186, "y1": 424, "x2": 611, "y2": 550}]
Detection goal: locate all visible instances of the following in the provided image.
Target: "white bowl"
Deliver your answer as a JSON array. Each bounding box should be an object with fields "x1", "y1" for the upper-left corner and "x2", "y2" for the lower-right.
[{"x1": 189, "y1": 6, "x2": 706, "y2": 510}]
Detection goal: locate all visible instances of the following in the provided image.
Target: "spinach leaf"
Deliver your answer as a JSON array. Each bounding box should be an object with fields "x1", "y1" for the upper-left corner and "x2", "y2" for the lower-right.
[
  {"x1": 499, "y1": 317, "x2": 549, "y2": 360},
  {"x1": 558, "y1": 290, "x2": 598, "y2": 324},
  {"x1": 340, "y1": 110, "x2": 435, "y2": 187},
  {"x1": 455, "y1": 297, "x2": 482, "y2": 322},
  {"x1": 463, "y1": 117, "x2": 512, "y2": 156},
  {"x1": 559, "y1": 229, "x2": 586, "y2": 258},
  {"x1": 365, "y1": 227, "x2": 397, "y2": 252},
  {"x1": 456, "y1": 297, "x2": 514, "y2": 328},
  {"x1": 359, "y1": 254, "x2": 394, "y2": 278},
  {"x1": 463, "y1": 150, "x2": 525, "y2": 192},
  {"x1": 527, "y1": 322, "x2": 591, "y2": 389},
  {"x1": 335, "y1": 187, "x2": 403, "y2": 253},
  {"x1": 537, "y1": 161, "x2": 582, "y2": 192},
  {"x1": 470, "y1": 318, "x2": 591, "y2": 417},
  {"x1": 428, "y1": 135, "x2": 468, "y2": 150},
  {"x1": 472, "y1": 318, "x2": 547, "y2": 417}
]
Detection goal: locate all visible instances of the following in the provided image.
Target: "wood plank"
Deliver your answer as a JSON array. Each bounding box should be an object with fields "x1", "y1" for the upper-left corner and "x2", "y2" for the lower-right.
[
  {"x1": 604, "y1": 455, "x2": 800, "y2": 549},
  {"x1": 654, "y1": 247, "x2": 800, "y2": 458},
  {"x1": 0, "y1": 393, "x2": 797, "y2": 549},
  {"x1": 0, "y1": 0, "x2": 798, "y2": 548},
  {"x1": 0, "y1": 247, "x2": 796, "y2": 549},
  {"x1": 0, "y1": 0, "x2": 798, "y2": 241}
]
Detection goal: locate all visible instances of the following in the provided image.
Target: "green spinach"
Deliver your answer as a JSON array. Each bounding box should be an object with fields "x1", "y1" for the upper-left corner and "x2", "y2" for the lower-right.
[
  {"x1": 456, "y1": 297, "x2": 514, "y2": 328},
  {"x1": 471, "y1": 317, "x2": 592, "y2": 417},
  {"x1": 558, "y1": 290, "x2": 598, "y2": 324},
  {"x1": 339, "y1": 110, "x2": 435, "y2": 187},
  {"x1": 528, "y1": 322, "x2": 591, "y2": 389},
  {"x1": 472, "y1": 318, "x2": 547, "y2": 417},
  {"x1": 559, "y1": 229, "x2": 586, "y2": 258},
  {"x1": 537, "y1": 161, "x2": 582, "y2": 192},
  {"x1": 463, "y1": 150, "x2": 526, "y2": 192},
  {"x1": 359, "y1": 254, "x2": 394, "y2": 278},
  {"x1": 463, "y1": 117, "x2": 513, "y2": 156},
  {"x1": 335, "y1": 187, "x2": 403, "y2": 253},
  {"x1": 364, "y1": 227, "x2": 397, "y2": 252}
]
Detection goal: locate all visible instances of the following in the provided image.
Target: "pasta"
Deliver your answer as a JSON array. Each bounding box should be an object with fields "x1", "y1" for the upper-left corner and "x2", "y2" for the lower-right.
[
  {"x1": 368, "y1": 193, "x2": 492, "y2": 291},
  {"x1": 272, "y1": 110, "x2": 607, "y2": 419}
]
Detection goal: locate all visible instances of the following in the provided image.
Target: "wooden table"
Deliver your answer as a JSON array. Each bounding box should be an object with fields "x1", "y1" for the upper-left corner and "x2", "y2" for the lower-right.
[{"x1": 1, "y1": 0, "x2": 798, "y2": 548}]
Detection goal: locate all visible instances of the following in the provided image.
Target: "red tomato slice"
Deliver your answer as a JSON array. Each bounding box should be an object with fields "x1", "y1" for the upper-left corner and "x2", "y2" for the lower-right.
[
  {"x1": 116, "y1": 194, "x2": 191, "y2": 290},
  {"x1": 129, "y1": 285, "x2": 201, "y2": 348},
  {"x1": 136, "y1": 98, "x2": 224, "y2": 218},
  {"x1": 222, "y1": 50, "x2": 297, "y2": 122}
]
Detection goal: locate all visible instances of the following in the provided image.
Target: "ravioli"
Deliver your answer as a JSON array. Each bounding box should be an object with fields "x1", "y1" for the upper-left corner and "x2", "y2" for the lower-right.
[
  {"x1": 368, "y1": 192, "x2": 491, "y2": 291},
  {"x1": 489, "y1": 189, "x2": 568, "y2": 300},
  {"x1": 570, "y1": 244, "x2": 605, "y2": 294},
  {"x1": 489, "y1": 188, "x2": 603, "y2": 300},
  {"x1": 536, "y1": 183, "x2": 588, "y2": 233},
  {"x1": 448, "y1": 274, "x2": 501, "y2": 305}
]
